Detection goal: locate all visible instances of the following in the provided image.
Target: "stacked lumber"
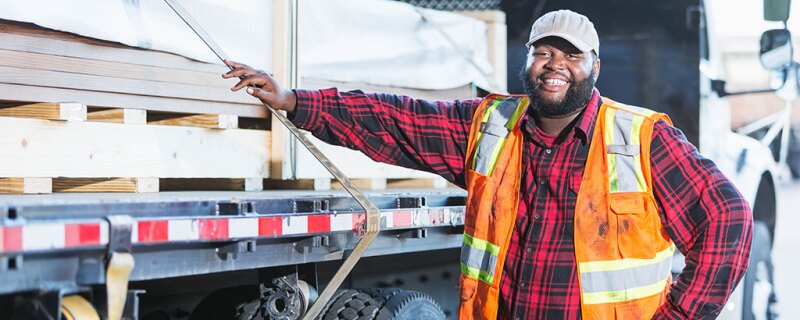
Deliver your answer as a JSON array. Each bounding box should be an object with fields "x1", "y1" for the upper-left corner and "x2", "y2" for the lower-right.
[
  {"x1": 0, "y1": 101, "x2": 271, "y2": 194},
  {"x1": 0, "y1": 20, "x2": 271, "y2": 194},
  {"x1": 0, "y1": 15, "x2": 474, "y2": 194}
]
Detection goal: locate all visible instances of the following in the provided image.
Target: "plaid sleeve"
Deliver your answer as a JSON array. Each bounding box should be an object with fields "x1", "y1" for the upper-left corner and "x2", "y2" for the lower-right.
[
  {"x1": 290, "y1": 88, "x2": 481, "y2": 187},
  {"x1": 649, "y1": 121, "x2": 754, "y2": 319}
]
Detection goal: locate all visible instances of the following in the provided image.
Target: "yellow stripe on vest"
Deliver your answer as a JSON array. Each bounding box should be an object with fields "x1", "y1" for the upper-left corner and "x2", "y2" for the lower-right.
[
  {"x1": 604, "y1": 109, "x2": 619, "y2": 192},
  {"x1": 579, "y1": 244, "x2": 675, "y2": 273},
  {"x1": 630, "y1": 114, "x2": 647, "y2": 192},
  {"x1": 461, "y1": 233, "x2": 500, "y2": 284},
  {"x1": 582, "y1": 278, "x2": 668, "y2": 304}
]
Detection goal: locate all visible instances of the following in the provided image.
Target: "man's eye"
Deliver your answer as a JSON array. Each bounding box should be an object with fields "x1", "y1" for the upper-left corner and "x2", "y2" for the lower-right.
[
  {"x1": 533, "y1": 52, "x2": 550, "y2": 57},
  {"x1": 568, "y1": 53, "x2": 581, "y2": 60}
]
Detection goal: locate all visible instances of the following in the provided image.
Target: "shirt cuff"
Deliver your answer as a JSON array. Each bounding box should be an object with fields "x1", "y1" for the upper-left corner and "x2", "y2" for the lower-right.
[{"x1": 290, "y1": 89, "x2": 325, "y2": 132}]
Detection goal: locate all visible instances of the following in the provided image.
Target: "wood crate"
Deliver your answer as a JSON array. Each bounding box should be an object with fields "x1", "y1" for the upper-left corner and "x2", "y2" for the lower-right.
[{"x1": 0, "y1": 101, "x2": 271, "y2": 194}]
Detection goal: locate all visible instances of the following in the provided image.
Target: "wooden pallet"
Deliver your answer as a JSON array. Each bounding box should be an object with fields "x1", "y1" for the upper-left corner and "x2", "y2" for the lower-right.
[{"x1": 0, "y1": 101, "x2": 270, "y2": 194}]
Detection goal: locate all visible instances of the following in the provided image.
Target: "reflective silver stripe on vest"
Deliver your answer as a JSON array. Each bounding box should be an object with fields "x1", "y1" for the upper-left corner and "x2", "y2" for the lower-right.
[
  {"x1": 580, "y1": 253, "x2": 672, "y2": 293},
  {"x1": 473, "y1": 97, "x2": 522, "y2": 175},
  {"x1": 460, "y1": 241, "x2": 498, "y2": 283},
  {"x1": 605, "y1": 105, "x2": 649, "y2": 193}
]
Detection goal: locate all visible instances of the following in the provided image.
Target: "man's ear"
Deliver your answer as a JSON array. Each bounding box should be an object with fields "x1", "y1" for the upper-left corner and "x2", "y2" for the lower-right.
[{"x1": 593, "y1": 58, "x2": 601, "y2": 81}]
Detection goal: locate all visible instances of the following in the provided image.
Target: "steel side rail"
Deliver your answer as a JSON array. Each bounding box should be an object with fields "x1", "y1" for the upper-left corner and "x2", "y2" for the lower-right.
[{"x1": 161, "y1": 1, "x2": 381, "y2": 319}]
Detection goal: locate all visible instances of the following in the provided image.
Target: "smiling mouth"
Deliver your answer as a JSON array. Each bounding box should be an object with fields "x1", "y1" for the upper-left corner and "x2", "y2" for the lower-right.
[{"x1": 543, "y1": 78, "x2": 567, "y2": 85}]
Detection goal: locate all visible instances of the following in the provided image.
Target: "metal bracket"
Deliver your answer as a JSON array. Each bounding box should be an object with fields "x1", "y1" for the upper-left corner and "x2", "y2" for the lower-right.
[
  {"x1": 399, "y1": 228, "x2": 428, "y2": 239},
  {"x1": 216, "y1": 239, "x2": 257, "y2": 260},
  {"x1": 293, "y1": 199, "x2": 329, "y2": 213},
  {"x1": 217, "y1": 201, "x2": 256, "y2": 215},
  {"x1": 294, "y1": 235, "x2": 330, "y2": 253},
  {"x1": 105, "y1": 215, "x2": 133, "y2": 255},
  {"x1": 396, "y1": 197, "x2": 426, "y2": 209}
]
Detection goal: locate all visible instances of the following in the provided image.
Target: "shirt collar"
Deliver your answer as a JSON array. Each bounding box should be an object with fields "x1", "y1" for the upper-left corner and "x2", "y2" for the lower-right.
[{"x1": 522, "y1": 88, "x2": 601, "y2": 145}]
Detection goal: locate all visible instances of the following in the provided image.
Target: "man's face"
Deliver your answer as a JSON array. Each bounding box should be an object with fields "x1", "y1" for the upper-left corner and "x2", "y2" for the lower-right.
[{"x1": 521, "y1": 36, "x2": 600, "y2": 117}]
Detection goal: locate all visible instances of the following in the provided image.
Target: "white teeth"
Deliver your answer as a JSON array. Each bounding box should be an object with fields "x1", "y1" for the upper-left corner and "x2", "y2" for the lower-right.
[{"x1": 544, "y1": 78, "x2": 567, "y2": 85}]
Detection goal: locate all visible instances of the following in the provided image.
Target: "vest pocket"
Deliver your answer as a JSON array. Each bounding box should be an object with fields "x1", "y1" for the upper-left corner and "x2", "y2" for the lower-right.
[
  {"x1": 609, "y1": 192, "x2": 657, "y2": 258},
  {"x1": 460, "y1": 275, "x2": 478, "y2": 302}
]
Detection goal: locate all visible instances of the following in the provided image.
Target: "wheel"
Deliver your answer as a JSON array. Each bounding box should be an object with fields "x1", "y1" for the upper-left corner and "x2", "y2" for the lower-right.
[
  {"x1": 316, "y1": 289, "x2": 445, "y2": 320},
  {"x1": 742, "y1": 221, "x2": 778, "y2": 320},
  {"x1": 788, "y1": 127, "x2": 800, "y2": 179},
  {"x1": 376, "y1": 290, "x2": 446, "y2": 320}
]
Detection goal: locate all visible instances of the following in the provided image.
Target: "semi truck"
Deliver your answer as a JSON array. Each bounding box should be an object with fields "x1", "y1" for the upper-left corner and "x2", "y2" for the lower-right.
[{"x1": 0, "y1": 0, "x2": 795, "y2": 319}]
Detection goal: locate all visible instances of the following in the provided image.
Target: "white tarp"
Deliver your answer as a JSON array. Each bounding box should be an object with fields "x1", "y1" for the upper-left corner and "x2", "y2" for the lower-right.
[
  {"x1": 299, "y1": 0, "x2": 492, "y2": 90},
  {"x1": 0, "y1": 0, "x2": 491, "y2": 90},
  {"x1": 0, "y1": 0, "x2": 273, "y2": 70}
]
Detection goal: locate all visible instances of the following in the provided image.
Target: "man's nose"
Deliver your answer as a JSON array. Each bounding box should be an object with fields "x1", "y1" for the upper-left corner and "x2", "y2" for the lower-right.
[{"x1": 545, "y1": 54, "x2": 566, "y2": 70}]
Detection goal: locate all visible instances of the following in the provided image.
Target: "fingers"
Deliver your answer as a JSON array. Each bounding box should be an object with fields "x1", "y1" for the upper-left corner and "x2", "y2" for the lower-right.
[
  {"x1": 222, "y1": 67, "x2": 261, "y2": 79},
  {"x1": 223, "y1": 59, "x2": 249, "y2": 69},
  {"x1": 246, "y1": 87, "x2": 271, "y2": 101},
  {"x1": 231, "y1": 74, "x2": 270, "y2": 92}
]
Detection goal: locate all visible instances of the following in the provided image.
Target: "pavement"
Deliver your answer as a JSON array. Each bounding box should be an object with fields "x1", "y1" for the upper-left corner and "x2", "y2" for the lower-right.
[{"x1": 773, "y1": 182, "x2": 800, "y2": 318}]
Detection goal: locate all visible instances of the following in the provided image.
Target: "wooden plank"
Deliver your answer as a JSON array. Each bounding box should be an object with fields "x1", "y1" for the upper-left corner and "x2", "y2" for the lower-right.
[
  {"x1": 0, "y1": 21, "x2": 225, "y2": 73},
  {"x1": 0, "y1": 49, "x2": 231, "y2": 88},
  {"x1": 270, "y1": 0, "x2": 299, "y2": 180},
  {"x1": 0, "y1": 83, "x2": 268, "y2": 118},
  {"x1": 332, "y1": 178, "x2": 386, "y2": 190},
  {"x1": 0, "y1": 65, "x2": 254, "y2": 104},
  {"x1": 0, "y1": 116, "x2": 271, "y2": 178},
  {"x1": 0, "y1": 178, "x2": 52, "y2": 194},
  {"x1": 263, "y1": 179, "x2": 315, "y2": 190},
  {"x1": 148, "y1": 112, "x2": 239, "y2": 129},
  {"x1": 87, "y1": 108, "x2": 147, "y2": 124},
  {"x1": 0, "y1": 102, "x2": 86, "y2": 121},
  {"x1": 52, "y1": 178, "x2": 158, "y2": 193},
  {"x1": 160, "y1": 178, "x2": 262, "y2": 191}
]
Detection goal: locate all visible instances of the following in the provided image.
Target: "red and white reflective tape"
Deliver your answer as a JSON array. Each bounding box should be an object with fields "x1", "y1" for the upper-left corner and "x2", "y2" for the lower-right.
[
  {"x1": 133, "y1": 213, "x2": 362, "y2": 244},
  {"x1": 1, "y1": 221, "x2": 109, "y2": 254},
  {"x1": 0, "y1": 207, "x2": 465, "y2": 253}
]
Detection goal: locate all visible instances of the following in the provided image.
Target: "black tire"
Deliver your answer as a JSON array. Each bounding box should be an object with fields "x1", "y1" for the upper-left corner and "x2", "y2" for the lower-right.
[
  {"x1": 742, "y1": 221, "x2": 778, "y2": 320},
  {"x1": 317, "y1": 289, "x2": 445, "y2": 320},
  {"x1": 788, "y1": 127, "x2": 800, "y2": 179},
  {"x1": 376, "y1": 290, "x2": 446, "y2": 320}
]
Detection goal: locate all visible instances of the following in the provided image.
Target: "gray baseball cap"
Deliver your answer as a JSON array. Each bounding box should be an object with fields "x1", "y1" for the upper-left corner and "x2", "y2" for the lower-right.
[{"x1": 525, "y1": 10, "x2": 600, "y2": 56}]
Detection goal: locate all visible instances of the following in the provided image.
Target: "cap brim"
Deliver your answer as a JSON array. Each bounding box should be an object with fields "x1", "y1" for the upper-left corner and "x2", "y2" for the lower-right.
[{"x1": 525, "y1": 32, "x2": 593, "y2": 53}]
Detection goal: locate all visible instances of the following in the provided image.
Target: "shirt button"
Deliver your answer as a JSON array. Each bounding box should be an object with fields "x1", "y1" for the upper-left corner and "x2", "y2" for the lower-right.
[
  {"x1": 526, "y1": 247, "x2": 533, "y2": 253},
  {"x1": 519, "y1": 283, "x2": 526, "y2": 288},
  {"x1": 539, "y1": 179, "x2": 546, "y2": 185},
  {"x1": 545, "y1": 148, "x2": 552, "y2": 154},
  {"x1": 534, "y1": 214, "x2": 541, "y2": 220}
]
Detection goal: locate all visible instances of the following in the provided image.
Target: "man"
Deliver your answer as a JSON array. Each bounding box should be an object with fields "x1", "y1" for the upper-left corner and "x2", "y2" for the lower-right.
[{"x1": 223, "y1": 10, "x2": 752, "y2": 320}]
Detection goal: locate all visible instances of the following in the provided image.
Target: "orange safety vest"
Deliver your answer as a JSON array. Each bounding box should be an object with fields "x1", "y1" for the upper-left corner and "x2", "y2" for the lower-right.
[{"x1": 460, "y1": 94, "x2": 675, "y2": 320}]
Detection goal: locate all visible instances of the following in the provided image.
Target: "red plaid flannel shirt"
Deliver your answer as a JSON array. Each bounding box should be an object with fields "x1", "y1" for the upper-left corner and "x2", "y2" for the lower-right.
[{"x1": 291, "y1": 88, "x2": 752, "y2": 319}]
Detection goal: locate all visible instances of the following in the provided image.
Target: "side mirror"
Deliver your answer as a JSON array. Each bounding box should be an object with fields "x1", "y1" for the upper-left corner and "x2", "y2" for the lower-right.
[
  {"x1": 760, "y1": 29, "x2": 793, "y2": 70},
  {"x1": 764, "y1": 0, "x2": 792, "y2": 22}
]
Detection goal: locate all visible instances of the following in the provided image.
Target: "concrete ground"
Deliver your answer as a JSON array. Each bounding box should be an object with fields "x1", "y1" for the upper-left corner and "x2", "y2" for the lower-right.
[{"x1": 773, "y1": 182, "x2": 800, "y2": 318}]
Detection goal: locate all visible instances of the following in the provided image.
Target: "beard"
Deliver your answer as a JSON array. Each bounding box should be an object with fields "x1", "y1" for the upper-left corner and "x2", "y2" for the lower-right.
[{"x1": 519, "y1": 66, "x2": 596, "y2": 117}]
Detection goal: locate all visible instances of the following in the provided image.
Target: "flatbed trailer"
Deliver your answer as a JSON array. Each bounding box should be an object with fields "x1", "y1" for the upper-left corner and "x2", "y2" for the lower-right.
[{"x1": 0, "y1": 190, "x2": 468, "y2": 319}]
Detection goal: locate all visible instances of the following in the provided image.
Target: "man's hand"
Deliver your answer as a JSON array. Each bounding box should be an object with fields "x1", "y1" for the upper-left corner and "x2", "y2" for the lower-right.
[{"x1": 222, "y1": 60, "x2": 297, "y2": 113}]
